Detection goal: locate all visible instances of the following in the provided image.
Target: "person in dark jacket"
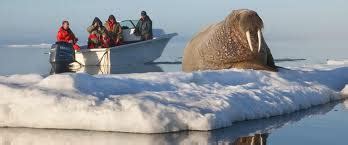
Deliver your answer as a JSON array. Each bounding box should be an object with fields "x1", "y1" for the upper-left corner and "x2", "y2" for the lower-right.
[
  {"x1": 104, "y1": 15, "x2": 123, "y2": 46},
  {"x1": 134, "y1": 11, "x2": 153, "y2": 41},
  {"x1": 87, "y1": 17, "x2": 109, "y2": 48}
]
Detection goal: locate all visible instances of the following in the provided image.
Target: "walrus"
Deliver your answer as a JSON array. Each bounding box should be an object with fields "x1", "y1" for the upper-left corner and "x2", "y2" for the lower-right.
[{"x1": 182, "y1": 9, "x2": 277, "y2": 72}]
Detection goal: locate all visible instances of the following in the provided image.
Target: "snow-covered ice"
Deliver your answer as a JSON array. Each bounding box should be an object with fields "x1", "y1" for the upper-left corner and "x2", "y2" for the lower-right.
[
  {"x1": 0, "y1": 62, "x2": 348, "y2": 133},
  {"x1": 0, "y1": 101, "x2": 337, "y2": 145}
]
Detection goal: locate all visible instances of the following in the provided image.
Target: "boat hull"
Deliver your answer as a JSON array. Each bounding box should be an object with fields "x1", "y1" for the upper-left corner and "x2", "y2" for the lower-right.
[{"x1": 75, "y1": 33, "x2": 177, "y2": 66}]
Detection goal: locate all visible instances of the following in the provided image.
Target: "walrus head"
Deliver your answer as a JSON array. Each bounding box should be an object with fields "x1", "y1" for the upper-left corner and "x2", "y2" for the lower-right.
[
  {"x1": 227, "y1": 9, "x2": 265, "y2": 53},
  {"x1": 182, "y1": 9, "x2": 277, "y2": 72}
]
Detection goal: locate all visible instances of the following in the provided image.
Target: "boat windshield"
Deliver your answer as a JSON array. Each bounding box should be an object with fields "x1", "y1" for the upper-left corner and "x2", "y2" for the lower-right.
[
  {"x1": 131, "y1": 20, "x2": 139, "y2": 26},
  {"x1": 120, "y1": 20, "x2": 139, "y2": 29}
]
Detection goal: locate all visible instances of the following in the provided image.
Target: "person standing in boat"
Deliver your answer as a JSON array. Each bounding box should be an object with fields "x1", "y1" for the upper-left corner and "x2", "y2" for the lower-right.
[
  {"x1": 56, "y1": 20, "x2": 80, "y2": 50},
  {"x1": 134, "y1": 11, "x2": 153, "y2": 41},
  {"x1": 104, "y1": 15, "x2": 123, "y2": 46},
  {"x1": 87, "y1": 17, "x2": 109, "y2": 48}
]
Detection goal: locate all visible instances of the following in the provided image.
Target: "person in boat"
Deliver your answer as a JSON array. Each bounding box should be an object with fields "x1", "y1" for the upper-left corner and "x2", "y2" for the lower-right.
[
  {"x1": 56, "y1": 20, "x2": 80, "y2": 50},
  {"x1": 101, "y1": 33, "x2": 111, "y2": 48},
  {"x1": 87, "y1": 17, "x2": 109, "y2": 48},
  {"x1": 104, "y1": 15, "x2": 123, "y2": 46},
  {"x1": 134, "y1": 11, "x2": 153, "y2": 41}
]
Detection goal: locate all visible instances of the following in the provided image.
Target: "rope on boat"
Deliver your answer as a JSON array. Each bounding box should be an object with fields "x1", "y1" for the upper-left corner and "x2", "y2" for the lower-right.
[{"x1": 96, "y1": 48, "x2": 110, "y2": 66}]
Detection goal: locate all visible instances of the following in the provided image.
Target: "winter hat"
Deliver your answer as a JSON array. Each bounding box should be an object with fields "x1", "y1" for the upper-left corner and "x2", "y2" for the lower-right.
[{"x1": 141, "y1": 11, "x2": 147, "y2": 16}]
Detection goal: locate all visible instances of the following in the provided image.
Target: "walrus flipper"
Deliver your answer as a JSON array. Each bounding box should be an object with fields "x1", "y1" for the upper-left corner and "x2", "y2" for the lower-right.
[
  {"x1": 230, "y1": 62, "x2": 278, "y2": 72},
  {"x1": 267, "y1": 52, "x2": 277, "y2": 70}
]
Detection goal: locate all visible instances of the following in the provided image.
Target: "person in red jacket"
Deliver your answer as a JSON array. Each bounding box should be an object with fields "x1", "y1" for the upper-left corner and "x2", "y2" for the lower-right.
[
  {"x1": 56, "y1": 20, "x2": 80, "y2": 50},
  {"x1": 101, "y1": 33, "x2": 111, "y2": 48}
]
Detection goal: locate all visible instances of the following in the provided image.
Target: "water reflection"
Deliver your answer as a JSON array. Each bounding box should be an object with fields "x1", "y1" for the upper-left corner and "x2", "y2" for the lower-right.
[
  {"x1": 50, "y1": 64, "x2": 164, "y2": 75},
  {"x1": 344, "y1": 99, "x2": 348, "y2": 109},
  {"x1": 232, "y1": 134, "x2": 268, "y2": 145},
  {"x1": 0, "y1": 101, "x2": 338, "y2": 145}
]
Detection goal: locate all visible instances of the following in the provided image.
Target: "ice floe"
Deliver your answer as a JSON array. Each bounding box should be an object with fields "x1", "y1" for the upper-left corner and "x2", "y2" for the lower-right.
[{"x1": 0, "y1": 61, "x2": 348, "y2": 133}]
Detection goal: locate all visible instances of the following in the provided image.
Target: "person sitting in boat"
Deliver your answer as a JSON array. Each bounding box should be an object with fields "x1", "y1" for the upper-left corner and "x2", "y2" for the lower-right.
[
  {"x1": 56, "y1": 20, "x2": 80, "y2": 50},
  {"x1": 104, "y1": 15, "x2": 123, "y2": 46},
  {"x1": 87, "y1": 17, "x2": 109, "y2": 48},
  {"x1": 134, "y1": 11, "x2": 153, "y2": 41},
  {"x1": 101, "y1": 33, "x2": 111, "y2": 48}
]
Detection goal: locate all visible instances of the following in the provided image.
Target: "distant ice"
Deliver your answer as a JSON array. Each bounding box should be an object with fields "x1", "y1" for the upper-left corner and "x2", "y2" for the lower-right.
[
  {"x1": 5, "y1": 43, "x2": 52, "y2": 48},
  {"x1": 327, "y1": 59, "x2": 348, "y2": 66},
  {"x1": 0, "y1": 61, "x2": 348, "y2": 133}
]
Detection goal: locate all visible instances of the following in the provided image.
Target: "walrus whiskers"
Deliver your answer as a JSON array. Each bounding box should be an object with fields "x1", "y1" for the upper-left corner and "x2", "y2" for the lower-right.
[
  {"x1": 246, "y1": 31, "x2": 253, "y2": 52},
  {"x1": 258, "y1": 29, "x2": 262, "y2": 52}
]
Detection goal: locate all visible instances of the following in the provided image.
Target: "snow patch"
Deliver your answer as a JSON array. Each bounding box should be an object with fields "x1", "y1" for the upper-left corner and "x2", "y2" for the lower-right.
[
  {"x1": 0, "y1": 64, "x2": 348, "y2": 133},
  {"x1": 0, "y1": 74, "x2": 43, "y2": 87}
]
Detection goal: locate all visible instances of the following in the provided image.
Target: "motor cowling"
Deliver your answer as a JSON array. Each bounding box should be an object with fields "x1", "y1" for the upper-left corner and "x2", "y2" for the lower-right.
[{"x1": 49, "y1": 42, "x2": 75, "y2": 65}]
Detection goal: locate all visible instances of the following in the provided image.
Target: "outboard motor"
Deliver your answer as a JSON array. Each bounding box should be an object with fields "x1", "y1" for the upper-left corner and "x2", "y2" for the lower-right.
[
  {"x1": 50, "y1": 42, "x2": 75, "y2": 65},
  {"x1": 49, "y1": 42, "x2": 76, "y2": 73}
]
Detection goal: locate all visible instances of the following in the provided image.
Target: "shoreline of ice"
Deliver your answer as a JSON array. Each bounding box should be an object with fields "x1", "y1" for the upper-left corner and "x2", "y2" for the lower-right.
[{"x1": 0, "y1": 62, "x2": 348, "y2": 133}]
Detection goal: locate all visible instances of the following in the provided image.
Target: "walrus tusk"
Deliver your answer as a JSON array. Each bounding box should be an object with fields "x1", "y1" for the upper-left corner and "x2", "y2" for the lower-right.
[
  {"x1": 246, "y1": 31, "x2": 253, "y2": 52},
  {"x1": 258, "y1": 29, "x2": 262, "y2": 52}
]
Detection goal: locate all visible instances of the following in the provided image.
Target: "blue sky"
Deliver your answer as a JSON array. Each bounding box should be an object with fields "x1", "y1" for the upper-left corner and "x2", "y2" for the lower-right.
[{"x1": 0, "y1": 0, "x2": 347, "y2": 45}]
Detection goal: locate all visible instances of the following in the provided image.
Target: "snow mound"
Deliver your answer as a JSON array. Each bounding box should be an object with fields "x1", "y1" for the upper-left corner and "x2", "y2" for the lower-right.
[{"x1": 0, "y1": 65, "x2": 348, "y2": 133}]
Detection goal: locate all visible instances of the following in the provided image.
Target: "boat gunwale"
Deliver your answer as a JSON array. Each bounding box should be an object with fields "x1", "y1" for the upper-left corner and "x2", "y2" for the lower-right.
[{"x1": 77, "y1": 33, "x2": 178, "y2": 53}]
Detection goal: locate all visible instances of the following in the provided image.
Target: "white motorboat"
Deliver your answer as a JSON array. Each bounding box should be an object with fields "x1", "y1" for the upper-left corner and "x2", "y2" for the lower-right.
[
  {"x1": 74, "y1": 20, "x2": 177, "y2": 66},
  {"x1": 50, "y1": 20, "x2": 177, "y2": 67}
]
